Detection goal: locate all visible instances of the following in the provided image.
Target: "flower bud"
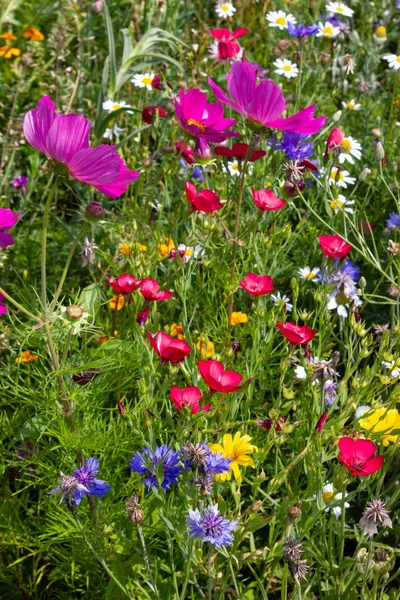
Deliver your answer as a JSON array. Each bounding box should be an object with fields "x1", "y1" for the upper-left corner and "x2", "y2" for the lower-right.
[
  {"x1": 332, "y1": 110, "x2": 342, "y2": 122},
  {"x1": 358, "y1": 167, "x2": 371, "y2": 181},
  {"x1": 126, "y1": 496, "x2": 145, "y2": 525},
  {"x1": 66, "y1": 305, "x2": 84, "y2": 320},
  {"x1": 194, "y1": 137, "x2": 213, "y2": 164},
  {"x1": 142, "y1": 157, "x2": 153, "y2": 168},
  {"x1": 315, "y1": 412, "x2": 328, "y2": 432},
  {"x1": 288, "y1": 503, "x2": 302, "y2": 520},
  {"x1": 358, "y1": 276, "x2": 366, "y2": 291},
  {"x1": 91, "y1": 0, "x2": 103, "y2": 13},
  {"x1": 374, "y1": 139, "x2": 385, "y2": 164},
  {"x1": 282, "y1": 180, "x2": 305, "y2": 199},
  {"x1": 85, "y1": 201, "x2": 104, "y2": 222}
]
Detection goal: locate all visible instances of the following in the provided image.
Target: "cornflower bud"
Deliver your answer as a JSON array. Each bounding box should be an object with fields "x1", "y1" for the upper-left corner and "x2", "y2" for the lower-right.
[{"x1": 374, "y1": 139, "x2": 385, "y2": 164}]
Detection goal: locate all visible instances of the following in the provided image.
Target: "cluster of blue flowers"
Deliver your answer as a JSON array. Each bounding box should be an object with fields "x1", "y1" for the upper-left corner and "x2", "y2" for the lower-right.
[{"x1": 268, "y1": 131, "x2": 314, "y2": 161}]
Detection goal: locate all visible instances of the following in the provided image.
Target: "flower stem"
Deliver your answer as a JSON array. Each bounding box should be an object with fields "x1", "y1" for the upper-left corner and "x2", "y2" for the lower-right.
[
  {"x1": 41, "y1": 176, "x2": 58, "y2": 310},
  {"x1": 207, "y1": 546, "x2": 213, "y2": 600},
  {"x1": 137, "y1": 524, "x2": 161, "y2": 600},
  {"x1": 0, "y1": 287, "x2": 42, "y2": 323}
]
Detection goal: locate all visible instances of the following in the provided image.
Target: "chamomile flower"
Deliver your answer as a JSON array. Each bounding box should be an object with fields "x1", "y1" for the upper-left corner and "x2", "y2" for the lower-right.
[
  {"x1": 273, "y1": 58, "x2": 299, "y2": 79},
  {"x1": 382, "y1": 360, "x2": 400, "y2": 378},
  {"x1": 215, "y1": 2, "x2": 236, "y2": 18},
  {"x1": 299, "y1": 266, "x2": 320, "y2": 282},
  {"x1": 327, "y1": 167, "x2": 356, "y2": 188},
  {"x1": 103, "y1": 124, "x2": 126, "y2": 140},
  {"x1": 327, "y1": 293, "x2": 362, "y2": 318},
  {"x1": 177, "y1": 244, "x2": 205, "y2": 261},
  {"x1": 321, "y1": 483, "x2": 350, "y2": 518},
  {"x1": 382, "y1": 54, "x2": 400, "y2": 71},
  {"x1": 222, "y1": 161, "x2": 253, "y2": 177},
  {"x1": 266, "y1": 10, "x2": 296, "y2": 30},
  {"x1": 325, "y1": 2, "x2": 354, "y2": 18},
  {"x1": 271, "y1": 292, "x2": 293, "y2": 312},
  {"x1": 131, "y1": 73, "x2": 155, "y2": 90},
  {"x1": 338, "y1": 136, "x2": 362, "y2": 165},
  {"x1": 329, "y1": 194, "x2": 355, "y2": 214},
  {"x1": 316, "y1": 21, "x2": 340, "y2": 38},
  {"x1": 341, "y1": 99, "x2": 361, "y2": 110},
  {"x1": 102, "y1": 100, "x2": 132, "y2": 113}
]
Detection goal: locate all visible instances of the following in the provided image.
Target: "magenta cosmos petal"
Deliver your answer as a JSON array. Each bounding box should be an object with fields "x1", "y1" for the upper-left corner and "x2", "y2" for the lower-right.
[
  {"x1": 23, "y1": 96, "x2": 57, "y2": 154},
  {"x1": 0, "y1": 208, "x2": 22, "y2": 230},
  {"x1": 246, "y1": 79, "x2": 286, "y2": 124},
  {"x1": 267, "y1": 105, "x2": 326, "y2": 135},
  {"x1": 45, "y1": 114, "x2": 90, "y2": 163},
  {"x1": 0, "y1": 233, "x2": 14, "y2": 249},
  {"x1": 67, "y1": 145, "x2": 122, "y2": 185},
  {"x1": 95, "y1": 159, "x2": 140, "y2": 198}
]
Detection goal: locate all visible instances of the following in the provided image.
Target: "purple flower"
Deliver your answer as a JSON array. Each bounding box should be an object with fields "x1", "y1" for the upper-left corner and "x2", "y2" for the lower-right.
[
  {"x1": 0, "y1": 293, "x2": 7, "y2": 316},
  {"x1": 0, "y1": 208, "x2": 22, "y2": 231},
  {"x1": 186, "y1": 504, "x2": 238, "y2": 548},
  {"x1": 269, "y1": 131, "x2": 314, "y2": 160},
  {"x1": 183, "y1": 442, "x2": 231, "y2": 476},
  {"x1": 287, "y1": 23, "x2": 318, "y2": 37},
  {"x1": 0, "y1": 233, "x2": 14, "y2": 249},
  {"x1": 387, "y1": 213, "x2": 400, "y2": 230},
  {"x1": 205, "y1": 451, "x2": 232, "y2": 475},
  {"x1": 323, "y1": 379, "x2": 338, "y2": 408},
  {"x1": 209, "y1": 62, "x2": 326, "y2": 134},
  {"x1": 72, "y1": 368, "x2": 102, "y2": 386},
  {"x1": 73, "y1": 457, "x2": 111, "y2": 504},
  {"x1": 129, "y1": 445, "x2": 183, "y2": 491},
  {"x1": 23, "y1": 96, "x2": 139, "y2": 198},
  {"x1": 11, "y1": 175, "x2": 28, "y2": 193}
]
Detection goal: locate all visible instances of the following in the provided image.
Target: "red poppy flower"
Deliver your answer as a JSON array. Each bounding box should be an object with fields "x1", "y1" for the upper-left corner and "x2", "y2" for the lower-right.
[
  {"x1": 198, "y1": 359, "x2": 242, "y2": 393},
  {"x1": 239, "y1": 273, "x2": 274, "y2": 296},
  {"x1": 142, "y1": 105, "x2": 168, "y2": 125},
  {"x1": 108, "y1": 273, "x2": 142, "y2": 294},
  {"x1": 318, "y1": 234, "x2": 352, "y2": 259},
  {"x1": 277, "y1": 322, "x2": 316, "y2": 345},
  {"x1": 147, "y1": 331, "x2": 191, "y2": 364},
  {"x1": 176, "y1": 141, "x2": 195, "y2": 165},
  {"x1": 215, "y1": 143, "x2": 266, "y2": 162},
  {"x1": 170, "y1": 385, "x2": 211, "y2": 414},
  {"x1": 325, "y1": 127, "x2": 345, "y2": 156},
  {"x1": 185, "y1": 181, "x2": 223, "y2": 213},
  {"x1": 251, "y1": 189, "x2": 286, "y2": 211},
  {"x1": 140, "y1": 278, "x2": 173, "y2": 302},
  {"x1": 338, "y1": 437, "x2": 384, "y2": 476}
]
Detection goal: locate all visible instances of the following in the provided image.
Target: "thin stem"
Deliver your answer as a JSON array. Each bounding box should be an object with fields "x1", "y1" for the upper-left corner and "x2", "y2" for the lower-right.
[
  {"x1": 229, "y1": 558, "x2": 241, "y2": 599},
  {"x1": 207, "y1": 546, "x2": 213, "y2": 600},
  {"x1": 281, "y1": 563, "x2": 288, "y2": 600},
  {"x1": 179, "y1": 539, "x2": 194, "y2": 600},
  {"x1": 137, "y1": 524, "x2": 160, "y2": 600},
  {"x1": 0, "y1": 287, "x2": 42, "y2": 323},
  {"x1": 41, "y1": 176, "x2": 57, "y2": 310}
]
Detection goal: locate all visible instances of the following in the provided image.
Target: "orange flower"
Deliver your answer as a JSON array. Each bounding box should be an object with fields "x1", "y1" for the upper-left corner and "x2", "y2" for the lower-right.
[
  {"x1": 137, "y1": 242, "x2": 147, "y2": 252},
  {"x1": 23, "y1": 27, "x2": 44, "y2": 41},
  {"x1": 0, "y1": 32, "x2": 17, "y2": 40},
  {"x1": 230, "y1": 311, "x2": 248, "y2": 325},
  {"x1": 94, "y1": 334, "x2": 109, "y2": 344},
  {"x1": 119, "y1": 242, "x2": 132, "y2": 255},
  {"x1": 170, "y1": 323, "x2": 185, "y2": 340},
  {"x1": 0, "y1": 45, "x2": 21, "y2": 58},
  {"x1": 16, "y1": 350, "x2": 39, "y2": 364},
  {"x1": 158, "y1": 237, "x2": 175, "y2": 257},
  {"x1": 109, "y1": 295, "x2": 125, "y2": 311},
  {"x1": 196, "y1": 337, "x2": 215, "y2": 358}
]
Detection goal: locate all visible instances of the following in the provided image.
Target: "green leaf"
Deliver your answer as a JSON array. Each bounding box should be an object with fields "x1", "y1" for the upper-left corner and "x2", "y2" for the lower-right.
[
  {"x1": 78, "y1": 284, "x2": 102, "y2": 315},
  {"x1": 103, "y1": 0, "x2": 117, "y2": 96}
]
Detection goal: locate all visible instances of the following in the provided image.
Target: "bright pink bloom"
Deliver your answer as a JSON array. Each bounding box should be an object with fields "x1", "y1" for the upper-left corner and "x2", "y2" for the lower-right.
[
  {"x1": 170, "y1": 385, "x2": 211, "y2": 414},
  {"x1": 0, "y1": 208, "x2": 22, "y2": 231},
  {"x1": 338, "y1": 437, "x2": 384, "y2": 476},
  {"x1": 185, "y1": 181, "x2": 223, "y2": 213},
  {"x1": 142, "y1": 105, "x2": 168, "y2": 125},
  {"x1": 147, "y1": 331, "x2": 191, "y2": 364},
  {"x1": 108, "y1": 274, "x2": 142, "y2": 294},
  {"x1": 209, "y1": 62, "x2": 326, "y2": 134},
  {"x1": 0, "y1": 293, "x2": 7, "y2": 316},
  {"x1": 325, "y1": 127, "x2": 345, "y2": 156},
  {"x1": 0, "y1": 233, "x2": 14, "y2": 249},
  {"x1": 318, "y1": 234, "x2": 352, "y2": 259},
  {"x1": 252, "y1": 189, "x2": 286, "y2": 211},
  {"x1": 176, "y1": 142, "x2": 195, "y2": 165},
  {"x1": 140, "y1": 278, "x2": 173, "y2": 302},
  {"x1": 239, "y1": 273, "x2": 274, "y2": 296},
  {"x1": 277, "y1": 322, "x2": 316, "y2": 345},
  {"x1": 198, "y1": 359, "x2": 242, "y2": 393},
  {"x1": 215, "y1": 143, "x2": 266, "y2": 162},
  {"x1": 210, "y1": 28, "x2": 248, "y2": 60},
  {"x1": 23, "y1": 96, "x2": 139, "y2": 198}
]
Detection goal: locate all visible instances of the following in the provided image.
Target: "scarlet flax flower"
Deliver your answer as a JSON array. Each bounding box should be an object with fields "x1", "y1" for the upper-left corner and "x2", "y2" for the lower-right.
[
  {"x1": 140, "y1": 278, "x2": 172, "y2": 301},
  {"x1": 252, "y1": 189, "x2": 286, "y2": 211},
  {"x1": 277, "y1": 322, "x2": 316, "y2": 345},
  {"x1": 239, "y1": 273, "x2": 274, "y2": 296},
  {"x1": 215, "y1": 142, "x2": 266, "y2": 162},
  {"x1": 209, "y1": 27, "x2": 248, "y2": 60},
  {"x1": 147, "y1": 331, "x2": 191, "y2": 364},
  {"x1": 108, "y1": 273, "x2": 142, "y2": 294},
  {"x1": 198, "y1": 360, "x2": 242, "y2": 393},
  {"x1": 209, "y1": 62, "x2": 326, "y2": 134},
  {"x1": 142, "y1": 106, "x2": 168, "y2": 124},
  {"x1": 170, "y1": 385, "x2": 211, "y2": 414},
  {"x1": 338, "y1": 437, "x2": 384, "y2": 476},
  {"x1": 185, "y1": 181, "x2": 223, "y2": 213},
  {"x1": 318, "y1": 234, "x2": 352, "y2": 258},
  {"x1": 23, "y1": 96, "x2": 139, "y2": 198}
]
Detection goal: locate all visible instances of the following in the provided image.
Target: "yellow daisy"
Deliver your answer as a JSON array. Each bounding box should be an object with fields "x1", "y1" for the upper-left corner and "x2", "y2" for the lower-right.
[
  {"x1": 359, "y1": 407, "x2": 400, "y2": 446},
  {"x1": 210, "y1": 432, "x2": 257, "y2": 484}
]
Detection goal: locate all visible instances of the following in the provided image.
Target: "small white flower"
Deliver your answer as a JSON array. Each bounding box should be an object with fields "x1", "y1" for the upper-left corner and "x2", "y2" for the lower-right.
[
  {"x1": 215, "y1": 2, "x2": 236, "y2": 18},
  {"x1": 382, "y1": 360, "x2": 400, "y2": 378},
  {"x1": 382, "y1": 54, "x2": 400, "y2": 71},
  {"x1": 316, "y1": 21, "x2": 340, "y2": 38},
  {"x1": 102, "y1": 100, "x2": 132, "y2": 113},
  {"x1": 222, "y1": 160, "x2": 253, "y2": 177},
  {"x1": 266, "y1": 10, "x2": 296, "y2": 30},
  {"x1": 131, "y1": 73, "x2": 155, "y2": 90},
  {"x1": 271, "y1": 292, "x2": 293, "y2": 312},
  {"x1": 338, "y1": 136, "x2": 362, "y2": 165},
  {"x1": 329, "y1": 194, "x2": 355, "y2": 214},
  {"x1": 327, "y1": 295, "x2": 348, "y2": 317},
  {"x1": 177, "y1": 244, "x2": 205, "y2": 261},
  {"x1": 355, "y1": 405, "x2": 371, "y2": 419},
  {"x1": 327, "y1": 167, "x2": 356, "y2": 188},
  {"x1": 325, "y1": 2, "x2": 354, "y2": 18},
  {"x1": 299, "y1": 266, "x2": 320, "y2": 282},
  {"x1": 341, "y1": 99, "x2": 361, "y2": 110},
  {"x1": 273, "y1": 58, "x2": 299, "y2": 79},
  {"x1": 322, "y1": 483, "x2": 350, "y2": 518},
  {"x1": 294, "y1": 366, "x2": 307, "y2": 379},
  {"x1": 103, "y1": 124, "x2": 126, "y2": 140}
]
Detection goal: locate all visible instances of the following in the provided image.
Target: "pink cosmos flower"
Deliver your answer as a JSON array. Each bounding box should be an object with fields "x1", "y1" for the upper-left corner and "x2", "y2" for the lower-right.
[
  {"x1": 252, "y1": 189, "x2": 286, "y2": 211},
  {"x1": 239, "y1": 273, "x2": 274, "y2": 296},
  {"x1": 170, "y1": 385, "x2": 211, "y2": 414},
  {"x1": 0, "y1": 208, "x2": 22, "y2": 231},
  {"x1": 0, "y1": 293, "x2": 7, "y2": 315},
  {"x1": 185, "y1": 181, "x2": 223, "y2": 213},
  {"x1": 215, "y1": 143, "x2": 266, "y2": 162},
  {"x1": 23, "y1": 96, "x2": 139, "y2": 198},
  {"x1": 209, "y1": 28, "x2": 248, "y2": 61},
  {"x1": 277, "y1": 322, "x2": 316, "y2": 345},
  {"x1": 318, "y1": 235, "x2": 352, "y2": 259},
  {"x1": 338, "y1": 437, "x2": 384, "y2": 476},
  {"x1": 147, "y1": 331, "x2": 191, "y2": 365},
  {"x1": 209, "y1": 62, "x2": 326, "y2": 134},
  {"x1": 0, "y1": 233, "x2": 14, "y2": 249},
  {"x1": 108, "y1": 274, "x2": 142, "y2": 294},
  {"x1": 140, "y1": 278, "x2": 173, "y2": 302},
  {"x1": 198, "y1": 360, "x2": 243, "y2": 393}
]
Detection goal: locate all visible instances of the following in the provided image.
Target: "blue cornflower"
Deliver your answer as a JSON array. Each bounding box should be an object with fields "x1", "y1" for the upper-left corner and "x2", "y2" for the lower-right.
[
  {"x1": 183, "y1": 442, "x2": 231, "y2": 476},
  {"x1": 338, "y1": 260, "x2": 360, "y2": 282},
  {"x1": 129, "y1": 445, "x2": 183, "y2": 491},
  {"x1": 317, "y1": 259, "x2": 359, "y2": 285},
  {"x1": 269, "y1": 131, "x2": 314, "y2": 161},
  {"x1": 179, "y1": 159, "x2": 206, "y2": 181},
  {"x1": 205, "y1": 451, "x2": 232, "y2": 475},
  {"x1": 324, "y1": 380, "x2": 338, "y2": 408},
  {"x1": 74, "y1": 457, "x2": 111, "y2": 504},
  {"x1": 387, "y1": 213, "x2": 400, "y2": 230},
  {"x1": 287, "y1": 22, "x2": 319, "y2": 37},
  {"x1": 186, "y1": 505, "x2": 238, "y2": 548}
]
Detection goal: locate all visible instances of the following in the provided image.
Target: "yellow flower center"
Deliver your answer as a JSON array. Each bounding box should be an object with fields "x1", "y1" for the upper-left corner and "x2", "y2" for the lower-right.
[
  {"x1": 276, "y1": 16, "x2": 287, "y2": 25},
  {"x1": 185, "y1": 248, "x2": 193, "y2": 256},
  {"x1": 331, "y1": 169, "x2": 344, "y2": 181},
  {"x1": 231, "y1": 162, "x2": 239, "y2": 171},
  {"x1": 142, "y1": 77, "x2": 153, "y2": 85},
  {"x1": 396, "y1": 57, "x2": 400, "y2": 64},
  {"x1": 330, "y1": 198, "x2": 344, "y2": 210},
  {"x1": 283, "y1": 65, "x2": 292, "y2": 71},
  {"x1": 187, "y1": 118, "x2": 206, "y2": 132},
  {"x1": 322, "y1": 491, "x2": 334, "y2": 505},
  {"x1": 112, "y1": 103, "x2": 121, "y2": 110},
  {"x1": 306, "y1": 272, "x2": 316, "y2": 279},
  {"x1": 221, "y1": 4, "x2": 229, "y2": 11},
  {"x1": 375, "y1": 26, "x2": 387, "y2": 38},
  {"x1": 340, "y1": 139, "x2": 351, "y2": 151},
  {"x1": 336, "y1": 6, "x2": 344, "y2": 13},
  {"x1": 347, "y1": 102, "x2": 355, "y2": 109},
  {"x1": 322, "y1": 26, "x2": 333, "y2": 36}
]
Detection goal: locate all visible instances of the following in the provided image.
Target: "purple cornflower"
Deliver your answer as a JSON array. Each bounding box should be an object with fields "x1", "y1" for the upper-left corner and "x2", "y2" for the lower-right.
[
  {"x1": 287, "y1": 23, "x2": 319, "y2": 37},
  {"x1": 387, "y1": 213, "x2": 400, "y2": 230},
  {"x1": 323, "y1": 379, "x2": 338, "y2": 408},
  {"x1": 183, "y1": 442, "x2": 231, "y2": 476},
  {"x1": 327, "y1": 15, "x2": 350, "y2": 35},
  {"x1": 317, "y1": 260, "x2": 359, "y2": 286},
  {"x1": 73, "y1": 457, "x2": 111, "y2": 504},
  {"x1": 269, "y1": 131, "x2": 314, "y2": 161},
  {"x1": 179, "y1": 159, "x2": 207, "y2": 181},
  {"x1": 49, "y1": 473, "x2": 89, "y2": 506},
  {"x1": 129, "y1": 445, "x2": 183, "y2": 491},
  {"x1": 186, "y1": 504, "x2": 238, "y2": 548},
  {"x1": 11, "y1": 175, "x2": 28, "y2": 193}
]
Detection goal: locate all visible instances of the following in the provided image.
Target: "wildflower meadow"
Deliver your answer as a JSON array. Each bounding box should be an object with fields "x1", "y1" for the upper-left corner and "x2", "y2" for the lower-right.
[{"x1": 1, "y1": 0, "x2": 400, "y2": 597}]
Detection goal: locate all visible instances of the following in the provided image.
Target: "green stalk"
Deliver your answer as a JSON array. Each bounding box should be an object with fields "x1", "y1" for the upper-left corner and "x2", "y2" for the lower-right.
[
  {"x1": 137, "y1": 524, "x2": 160, "y2": 600},
  {"x1": 41, "y1": 176, "x2": 58, "y2": 310},
  {"x1": 0, "y1": 287, "x2": 42, "y2": 323}
]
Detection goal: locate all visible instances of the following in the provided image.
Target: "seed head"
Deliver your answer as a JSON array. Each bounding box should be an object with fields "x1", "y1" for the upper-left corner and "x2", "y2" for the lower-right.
[{"x1": 126, "y1": 496, "x2": 145, "y2": 525}]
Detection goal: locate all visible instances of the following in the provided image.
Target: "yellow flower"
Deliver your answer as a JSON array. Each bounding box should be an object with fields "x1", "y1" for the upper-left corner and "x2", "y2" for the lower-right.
[
  {"x1": 16, "y1": 350, "x2": 39, "y2": 364},
  {"x1": 210, "y1": 432, "x2": 257, "y2": 484},
  {"x1": 23, "y1": 27, "x2": 45, "y2": 41},
  {"x1": 170, "y1": 323, "x2": 185, "y2": 340},
  {"x1": 119, "y1": 242, "x2": 132, "y2": 255},
  {"x1": 375, "y1": 25, "x2": 387, "y2": 39},
  {"x1": 109, "y1": 295, "x2": 125, "y2": 311},
  {"x1": 137, "y1": 242, "x2": 147, "y2": 252},
  {"x1": 158, "y1": 237, "x2": 175, "y2": 257},
  {"x1": 230, "y1": 311, "x2": 248, "y2": 326},
  {"x1": 359, "y1": 407, "x2": 400, "y2": 446},
  {"x1": 0, "y1": 45, "x2": 21, "y2": 58},
  {"x1": 0, "y1": 32, "x2": 17, "y2": 40},
  {"x1": 196, "y1": 337, "x2": 215, "y2": 358}
]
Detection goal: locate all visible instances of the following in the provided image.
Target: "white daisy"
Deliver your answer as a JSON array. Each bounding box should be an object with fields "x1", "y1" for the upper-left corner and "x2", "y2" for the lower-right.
[
  {"x1": 383, "y1": 54, "x2": 400, "y2": 71},
  {"x1": 322, "y1": 483, "x2": 350, "y2": 518},
  {"x1": 273, "y1": 58, "x2": 299, "y2": 79},
  {"x1": 325, "y1": 2, "x2": 354, "y2": 18},
  {"x1": 266, "y1": 10, "x2": 296, "y2": 30},
  {"x1": 355, "y1": 405, "x2": 371, "y2": 419},
  {"x1": 338, "y1": 136, "x2": 362, "y2": 165},
  {"x1": 299, "y1": 266, "x2": 320, "y2": 282},
  {"x1": 131, "y1": 73, "x2": 155, "y2": 90},
  {"x1": 103, "y1": 124, "x2": 126, "y2": 140},
  {"x1": 329, "y1": 194, "x2": 355, "y2": 214},
  {"x1": 102, "y1": 100, "x2": 132, "y2": 113},
  {"x1": 316, "y1": 21, "x2": 340, "y2": 38},
  {"x1": 294, "y1": 365, "x2": 307, "y2": 379},
  {"x1": 327, "y1": 293, "x2": 362, "y2": 318},
  {"x1": 271, "y1": 292, "x2": 293, "y2": 312},
  {"x1": 215, "y1": 2, "x2": 236, "y2": 18},
  {"x1": 328, "y1": 167, "x2": 356, "y2": 188},
  {"x1": 177, "y1": 244, "x2": 205, "y2": 261},
  {"x1": 341, "y1": 99, "x2": 361, "y2": 110},
  {"x1": 382, "y1": 360, "x2": 400, "y2": 378},
  {"x1": 222, "y1": 160, "x2": 253, "y2": 177}
]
